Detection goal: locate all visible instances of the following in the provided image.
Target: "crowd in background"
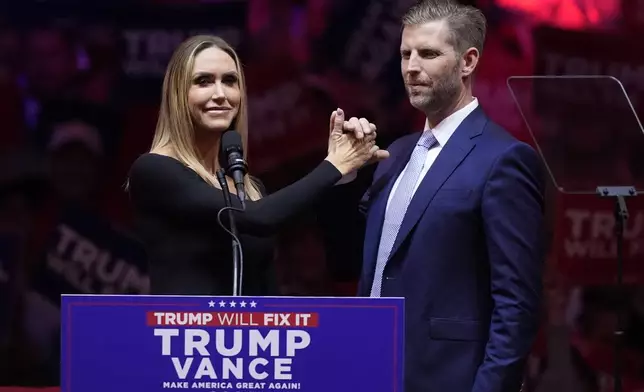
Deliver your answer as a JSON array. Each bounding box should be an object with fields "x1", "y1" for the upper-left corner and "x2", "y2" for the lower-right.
[{"x1": 0, "y1": 0, "x2": 643, "y2": 390}]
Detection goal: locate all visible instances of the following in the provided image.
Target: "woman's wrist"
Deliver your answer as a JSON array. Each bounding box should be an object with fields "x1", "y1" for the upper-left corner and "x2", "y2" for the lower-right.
[{"x1": 324, "y1": 155, "x2": 350, "y2": 176}]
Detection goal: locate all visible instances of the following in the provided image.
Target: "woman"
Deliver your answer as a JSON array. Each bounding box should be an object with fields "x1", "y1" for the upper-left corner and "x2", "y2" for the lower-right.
[{"x1": 127, "y1": 35, "x2": 382, "y2": 296}]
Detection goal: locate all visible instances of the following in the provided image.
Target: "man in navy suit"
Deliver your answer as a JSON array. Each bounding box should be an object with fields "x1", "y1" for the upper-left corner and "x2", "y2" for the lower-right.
[{"x1": 337, "y1": 1, "x2": 545, "y2": 391}]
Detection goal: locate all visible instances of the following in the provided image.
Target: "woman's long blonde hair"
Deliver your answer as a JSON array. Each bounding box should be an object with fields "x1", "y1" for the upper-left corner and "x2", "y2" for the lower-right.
[{"x1": 150, "y1": 35, "x2": 262, "y2": 200}]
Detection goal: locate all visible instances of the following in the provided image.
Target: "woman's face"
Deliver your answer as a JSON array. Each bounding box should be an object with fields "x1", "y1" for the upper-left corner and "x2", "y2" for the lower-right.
[{"x1": 188, "y1": 47, "x2": 241, "y2": 133}]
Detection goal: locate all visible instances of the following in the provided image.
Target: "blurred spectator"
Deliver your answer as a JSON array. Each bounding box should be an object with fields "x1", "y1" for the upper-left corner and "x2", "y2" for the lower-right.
[
  {"x1": 0, "y1": 149, "x2": 46, "y2": 386},
  {"x1": 577, "y1": 287, "x2": 624, "y2": 345},
  {"x1": 77, "y1": 24, "x2": 126, "y2": 106},
  {"x1": 242, "y1": 0, "x2": 338, "y2": 176},
  {"x1": 36, "y1": 99, "x2": 122, "y2": 159},
  {"x1": 526, "y1": 268, "x2": 600, "y2": 392},
  {"x1": 19, "y1": 23, "x2": 81, "y2": 133},
  {"x1": 24, "y1": 25, "x2": 78, "y2": 101},
  {"x1": 46, "y1": 119, "x2": 104, "y2": 205},
  {"x1": 571, "y1": 286, "x2": 644, "y2": 392},
  {"x1": 105, "y1": 102, "x2": 159, "y2": 227},
  {"x1": 628, "y1": 287, "x2": 644, "y2": 357},
  {"x1": 0, "y1": 80, "x2": 27, "y2": 152},
  {"x1": 245, "y1": 0, "x2": 297, "y2": 69},
  {"x1": 0, "y1": 149, "x2": 45, "y2": 235},
  {"x1": 301, "y1": 0, "x2": 420, "y2": 139},
  {"x1": 289, "y1": 0, "x2": 333, "y2": 66},
  {"x1": 14, "y1": 118, "x2": 138, "y2": 387},
  {"x1": 0, "y1": 18, "x2": 26, "y2": 151},
  {"x1": 0, "y1": 21, "x2": 22, "y2": 83}
]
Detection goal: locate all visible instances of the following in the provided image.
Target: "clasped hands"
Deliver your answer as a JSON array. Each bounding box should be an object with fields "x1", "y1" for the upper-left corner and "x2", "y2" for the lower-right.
[{"x1": 328, "y1": 108, "x2": 390, "y2": 167}]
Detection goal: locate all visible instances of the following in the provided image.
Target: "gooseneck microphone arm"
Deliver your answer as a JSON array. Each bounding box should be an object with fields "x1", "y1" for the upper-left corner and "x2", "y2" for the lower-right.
[
  {"x1": 218, "y1": 130, "x2": 251, "y2": 295},
  {"x1": 216, "y1": 169, "x2": 243, "y2": 296}
]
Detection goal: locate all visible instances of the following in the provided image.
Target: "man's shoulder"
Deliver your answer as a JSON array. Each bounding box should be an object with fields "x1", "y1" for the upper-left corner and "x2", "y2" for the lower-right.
[
  {"x1": 478, "y1": 120, "x2": 544, "y2": 184},
  {"x1": 480, "y1": 119, "x2": 539, "y2": 158},
  {"x1": 482, "y1": 120, "x2": 524, "y2": 148}
]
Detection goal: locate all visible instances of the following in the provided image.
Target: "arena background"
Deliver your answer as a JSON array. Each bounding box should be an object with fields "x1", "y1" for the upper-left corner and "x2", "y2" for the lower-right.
[{"x1": 0, "y1": 0, "x2": 643, "y2": 390}]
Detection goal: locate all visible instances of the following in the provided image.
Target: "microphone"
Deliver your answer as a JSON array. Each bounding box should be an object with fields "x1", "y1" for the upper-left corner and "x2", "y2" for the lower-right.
[{"x1": 220, "y1": 130, "x2": 248, "y2": 209}]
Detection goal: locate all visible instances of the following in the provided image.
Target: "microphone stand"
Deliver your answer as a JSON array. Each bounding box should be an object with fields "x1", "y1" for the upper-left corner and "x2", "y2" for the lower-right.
[
  {"x1": 596, "y1": 185, "x2": 638, "y2": 392},
  {"x1": 217, "y1": 169, "x2": 242, "y2": 296}
]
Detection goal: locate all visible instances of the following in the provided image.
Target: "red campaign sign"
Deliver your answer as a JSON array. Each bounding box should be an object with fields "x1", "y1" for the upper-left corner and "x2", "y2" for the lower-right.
[
  {"x1": 146, "y1": 311, "x2": 321, "y2": 327},
  {"x1": 533, "y1": 26, "x2": 644, "y2": 113},
  {"x1": 552, "y1": 193, "x2": 644, "y2": 285}
]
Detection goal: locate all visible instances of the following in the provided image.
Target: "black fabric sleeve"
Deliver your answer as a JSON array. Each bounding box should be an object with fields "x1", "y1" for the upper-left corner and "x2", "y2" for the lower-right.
[{"x1": 128, "y1": 154, "x2": 342, "y2": 236}]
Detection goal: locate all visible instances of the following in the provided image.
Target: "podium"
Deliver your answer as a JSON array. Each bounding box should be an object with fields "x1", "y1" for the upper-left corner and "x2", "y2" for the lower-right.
[{"x1": 60, "y1": 295, "x2": 404, "y2": 392}]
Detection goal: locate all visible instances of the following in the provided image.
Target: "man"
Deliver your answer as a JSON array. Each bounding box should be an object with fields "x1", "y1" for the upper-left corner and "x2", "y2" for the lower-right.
[{"x1": 340, "y1": 1, "x2": 545, "y2": 391}]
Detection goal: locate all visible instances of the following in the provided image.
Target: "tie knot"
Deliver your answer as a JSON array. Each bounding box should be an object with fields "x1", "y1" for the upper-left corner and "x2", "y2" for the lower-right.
[{"x1": 417, "y1": 131, "x2": 438, "y2": 150}]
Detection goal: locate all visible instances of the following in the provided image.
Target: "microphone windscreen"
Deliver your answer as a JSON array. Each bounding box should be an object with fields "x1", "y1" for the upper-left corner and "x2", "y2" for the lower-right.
[
  {"x1": 219, "y1": 130, "x2": 244, "y2": 171},
  {"x1": 221, "y1": 130, "x2": 243, "y2": 153}
]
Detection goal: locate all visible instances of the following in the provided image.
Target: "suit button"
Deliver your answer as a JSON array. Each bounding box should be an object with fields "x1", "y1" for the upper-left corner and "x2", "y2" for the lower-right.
[{"x1": 384, "y1": 276, "x2": 395, "y2": 280}]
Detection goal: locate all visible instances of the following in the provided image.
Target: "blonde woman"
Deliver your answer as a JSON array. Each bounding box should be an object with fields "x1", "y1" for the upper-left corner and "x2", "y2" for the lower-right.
[{"x1": 127, "y1": 35, "x2": 385, "y2": 295}]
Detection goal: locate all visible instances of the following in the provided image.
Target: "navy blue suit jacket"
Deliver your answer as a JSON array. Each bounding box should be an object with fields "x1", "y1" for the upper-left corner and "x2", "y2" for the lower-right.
[{"x1": 357, "y1": 107, "x2": 545, "y2": 392}]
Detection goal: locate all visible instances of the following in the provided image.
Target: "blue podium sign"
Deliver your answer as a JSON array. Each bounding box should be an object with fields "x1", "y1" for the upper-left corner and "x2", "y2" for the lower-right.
[{"x1": 61, "y1": 295, "x2": 404, "y2": 392}]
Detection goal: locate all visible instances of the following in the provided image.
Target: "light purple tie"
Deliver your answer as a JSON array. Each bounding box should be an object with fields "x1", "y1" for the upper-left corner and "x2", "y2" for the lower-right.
[{"x1": 370, "y1": 131, "x2": 438, "y2": 297}]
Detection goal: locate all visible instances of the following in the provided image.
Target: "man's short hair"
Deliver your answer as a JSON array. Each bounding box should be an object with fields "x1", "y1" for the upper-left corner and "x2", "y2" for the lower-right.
[{"x1": 402, "y1": 0, "x2": 487, "y2": 55}]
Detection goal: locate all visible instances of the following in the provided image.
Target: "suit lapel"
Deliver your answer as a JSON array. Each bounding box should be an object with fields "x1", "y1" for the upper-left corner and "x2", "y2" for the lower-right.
[{"x1": 387, "y1": 107, "x2": 488, "y2": 260}]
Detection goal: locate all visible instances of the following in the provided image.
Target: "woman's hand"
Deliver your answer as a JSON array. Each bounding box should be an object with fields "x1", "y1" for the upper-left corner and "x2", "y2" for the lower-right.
[{"x1": 325, "y1": 108, "x2": 389, "y2": 175}]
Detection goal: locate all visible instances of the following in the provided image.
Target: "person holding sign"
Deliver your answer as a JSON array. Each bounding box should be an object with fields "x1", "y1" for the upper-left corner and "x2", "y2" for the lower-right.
[
  {"x1": 344, "y1": 1, "x2": 546, "y2": 391},
  {"x1": 127, "y1": 35, "x2": 387, "y2": 296}
]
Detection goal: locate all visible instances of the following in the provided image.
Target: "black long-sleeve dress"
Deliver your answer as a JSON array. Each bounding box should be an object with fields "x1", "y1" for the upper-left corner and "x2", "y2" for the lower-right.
[{"x1": 127, "y1": 153, "x2": 342, "y2": 295}]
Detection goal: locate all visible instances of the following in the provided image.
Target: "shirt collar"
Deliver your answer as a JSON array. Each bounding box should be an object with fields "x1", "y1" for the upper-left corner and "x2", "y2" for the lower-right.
[{"x1": 423, "y1": 98, "x2": 479, "y2": 146}]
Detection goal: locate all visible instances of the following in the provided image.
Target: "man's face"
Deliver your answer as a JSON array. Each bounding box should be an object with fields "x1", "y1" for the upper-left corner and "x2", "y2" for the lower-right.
[{"x1": 400, "y1": 20, "x2": 463, "y2": 114}]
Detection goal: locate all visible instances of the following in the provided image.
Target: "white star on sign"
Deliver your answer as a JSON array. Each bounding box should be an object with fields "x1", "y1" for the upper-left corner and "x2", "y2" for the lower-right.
[
  {"x1": 218, "y1": 300, "x2": 227, "y2": 307},
  {"x1": 208, "y1": 301, "x2": 215, "y2": 307},
  {"x1": 240, "y1": 301, "x2": 247, "y2": 307},
  {"x1": 229, "y1": 301, "x2": 237, "y2": 307},
  {"x1": 250, "y1": 301, "x2": 257, "y2": 308}
]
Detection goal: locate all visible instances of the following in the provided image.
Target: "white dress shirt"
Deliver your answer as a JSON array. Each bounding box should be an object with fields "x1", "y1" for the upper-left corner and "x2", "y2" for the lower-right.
[{"x1": 385, "y1": 98, "x2": 479, "y2": 211}]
